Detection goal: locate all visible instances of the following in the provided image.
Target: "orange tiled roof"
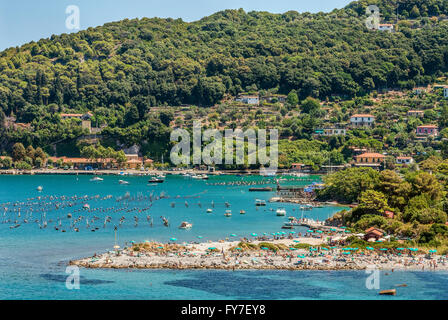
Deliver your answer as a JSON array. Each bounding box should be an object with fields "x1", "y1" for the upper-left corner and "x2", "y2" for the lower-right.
[{"x1": 355, "y1": 153, "x2": 385, "y2": 158}]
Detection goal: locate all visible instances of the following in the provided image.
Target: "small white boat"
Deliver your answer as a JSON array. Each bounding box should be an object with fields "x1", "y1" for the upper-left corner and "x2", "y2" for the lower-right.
[
  {"x1": 255, "y1": 199, "x2": 266, "y2": 206},
  {"x1": 90, "y1": 177, "x2": 104, "y2": 182},
  {"x1": 276, "y1": 208, "x2": 286, "y2": 216},
  {"x1": 119, "y1": 180, "x2": 130, "y2": 185},
  {"x1": 224, "y1": 210, "x2": 232, "y2": 217},
  {"x1": 206, "y1": 208, "x2": 213, "y2": 213},
  {"x1": 83, "y1": 204, "x2": 90, "y2": 209},
  {"x1": 240, "y1": 210, "x2": 246, "y2": 215},
  {"x1": 179, "y1": 221, "x2": 193, "y2": 229},
  {"x1": 36, "y1": 186, "x2": 43, "y2": 192}
]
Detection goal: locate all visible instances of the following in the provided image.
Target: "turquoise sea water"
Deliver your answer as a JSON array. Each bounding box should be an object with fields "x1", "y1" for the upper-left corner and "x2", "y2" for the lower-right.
[{"x1": 0, "y1": 174, "x2": 447, "y2": 300}]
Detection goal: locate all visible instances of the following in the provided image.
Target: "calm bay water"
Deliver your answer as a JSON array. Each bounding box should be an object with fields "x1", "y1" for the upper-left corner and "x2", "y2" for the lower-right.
[{"x1": 0, "y1": 174, "x2": 446, "y2": 300}]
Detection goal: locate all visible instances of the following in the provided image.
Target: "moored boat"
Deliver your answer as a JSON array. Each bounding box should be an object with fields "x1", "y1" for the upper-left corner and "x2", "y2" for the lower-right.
[
  {"x1": 276, "y1": 208, "x2": 286, "y2": 216},
  {"x1": 179, "y1": 221, "x2": 193, "y2": 229},
  {"x1": 224, "y1": 210, "x2": 232, "y2": 217}
]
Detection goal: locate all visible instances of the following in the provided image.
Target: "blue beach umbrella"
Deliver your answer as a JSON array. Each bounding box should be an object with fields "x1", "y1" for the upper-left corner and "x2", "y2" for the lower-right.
[
  {"x1": 298, "y1": 255, "x2": 306, "y2": 258},
  {"x1": 380, "y1": 248, "x2": 388, "y2": 251},
  {"x1": 396, "y1": 248, "x2": 404, "y2": 251},
  {"x1": 261, "y1": 247, "x2": 269, "y2": 250},
  {"x1": 429, "y1": 249, "x2": 437, "y2": 253},
  {"x1": 321, "y1": 247, "x2": 329, "y2": 251},
  {"x1": 289, "y1": 231, "x2": 296, "y2": 234},
  {"x1": 170, "y1": 238, "x2": 177, "y2": 241},
  {"x1": 230, "y1": 234, "x2": 237, "y2": 237},
  {"x1": 307, "y1": 230, "x2": 314, "y2": 233},
  {"x1": 197, "y1": 236, "x2": 203, "y2": 239},
  {"x1": 366, "y1": 247, "x2": 374, "y2": 250}
]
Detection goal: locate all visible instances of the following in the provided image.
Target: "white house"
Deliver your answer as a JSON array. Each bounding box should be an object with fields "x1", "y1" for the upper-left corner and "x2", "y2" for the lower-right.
[
  {"x1": 235, "y1": 95, "x2": 259, "y2": 105},
  {"x1": 315, "y1": 128, "x2": 346, "y2": 136},
  {"x1": 396, "y1": 156, "x2": 414, "y2": 165},
  {"x1": 350, "y1": 114, "x2": 375, "y2": 127},
  {"x1": 378, "y1": 24, "x2": 394, "y2": 32}
]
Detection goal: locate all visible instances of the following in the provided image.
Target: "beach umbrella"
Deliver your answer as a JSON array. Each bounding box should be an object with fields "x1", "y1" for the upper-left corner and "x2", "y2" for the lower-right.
[
  {"x1": 251, "y1": 233, "x2": 258, "y2": 237},
  {"x1": 330, "y1": 228, "x2": 337, "y2": 232},
  {"x1": 321, "y1": 247, "x2": 329, "y2": 251},
  {"x1": 289, "y1": 248, "x2": 297, "y2": 251},
  {"x1": 130, "y1": 240, "x2": 135, "y2": 244},
  {"x1": 208, "y1": 247, "x2": 217, "y2": 250},
  {"x1": 289, "y1": 231, "x2": 296, "y2": 234},
  {"x1": 298, "y1": 255, "x2": 306, "y2": 259},
  {"x1": 343, "y1": 251, "x2": 351, "y2": 255},
  {"x1": 380, "y1": 248, "x2": 388, "y2": 251},
  {"x1": 235, "y1": 247, "x2": 242, "y2": 251},
  {"x1": 396, "y1": 248, "x2": 404, "y2": 251},
  {"x1": 157, "y1": 246, "x2": 163, "y2": 249},
  {"x1": 230, "y1": 234, "x2": 237, "y2": 237},
  {"x1": 429, "y1": 249, "x2": 437, "y2": 253},
  {"x1": 341, "y1": 226, "x2": 346, "y2": 229},
  {"x1": 316, "y1": 230, "x2": 323, "y2": 234},
  {"x1": 170, "y1": 238, "x2": 177, "y2": 241},
  {"x1": 344, "y1": 230, "x2": 351, "y2": 233},
  {"x1": 408, "y1": 248, "x2": 418, "y2": 252},
  {"x1": 293, "y1": 240, "x2": 300, "y2": 243},
  {"x1": 197, "y1": 236, "x2": 203, "y2": 239},
  {"x1": 366, "y1": 247, "x2": 374, "y2": 250},
  {"x1": 307, "y1": 230, "x2": 314, "y2": 233},
  {"x1": 261, "y1": 247, "x2": 269, "y2": 250}
]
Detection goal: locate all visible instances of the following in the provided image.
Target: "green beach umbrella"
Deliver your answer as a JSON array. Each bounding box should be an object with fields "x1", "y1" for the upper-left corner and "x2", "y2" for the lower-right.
[
  {"x1": 261, "y1": 247, "x2": 269, "y2": 250},
  {"x1": 321, "y1": 247, "x2": 329, "y2": 251},
  {"x1": 251, "y1": 233, "x2": 258, "y2": 237},
  {"x1": 197, "y1": 236, "x2": 203, "y2": 239},
  {"x1": 429, "y1": 249, "x2": 437, "y2": 253},
  {"x1": 230, "y1": 234, "x2": 237, "y2": 237},
  {"x1": 235, "y1": 247, "x2": 242, "y2": 250},
  {"x1": 293, "y1": 240, "x2": 300, "y2": 243},
  {"x1": 396, "y1": 248, "x2": 404, "y2": 251},
  {"x1": 307, "y1": 230, "x2": 313, "y2": 233},
  {"x1": 298, "y1": 255, "x2": 306, "y2": 259},
  {"x1": 289, "y1": 248, "x2": 297, "y2": 251},
  {"x1": 170, "y1": 238, "x2": 177, "y2": 241},
  {"x1": 316, "y1": 230, "x2": 323, "y2": 234},
  {"x1": 366, "y1": 247, "x2": 374, "y2": 250},
  {"x1": 380, "y1": 248, "x2": 388, "y2": 251},
  {"x1": 289, "y1": 231, "x2": 296, "y2": 234}
]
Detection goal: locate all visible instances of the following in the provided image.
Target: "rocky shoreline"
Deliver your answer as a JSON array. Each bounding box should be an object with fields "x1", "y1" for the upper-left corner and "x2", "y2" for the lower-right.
[{"x1": 69, "y1": 239, "x2": 448, "y2": 272}]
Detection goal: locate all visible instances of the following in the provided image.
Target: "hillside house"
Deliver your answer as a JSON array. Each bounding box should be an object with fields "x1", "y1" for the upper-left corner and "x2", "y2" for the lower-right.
[
  {"x1": 396, "y1": 156, "x2": 414, "y2": 165},
  {"x1": 235, "y1": 95, "x2": 259, "y2": 105},
  {"x1": 378, "y1": 23, "x2": 394, "y2": 32},
  {"x1": 354, "y1": 152, "x2": 386, "y2": 168},
  {"x1": 350, "y1": 114, "x2": 375, "y2": 128},
  {"x1": 416, "y1": 125, "x2": 438, "y2": 137}
]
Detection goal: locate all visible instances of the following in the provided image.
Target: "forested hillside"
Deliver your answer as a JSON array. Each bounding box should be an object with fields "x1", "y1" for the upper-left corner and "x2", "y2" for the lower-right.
[{"x1": 0, "y1": 0, "x2": 448, "y2": 156}]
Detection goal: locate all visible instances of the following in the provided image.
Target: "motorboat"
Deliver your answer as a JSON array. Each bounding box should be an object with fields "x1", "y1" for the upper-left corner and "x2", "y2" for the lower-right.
[
  {"x1": 276, "y1": 208, "x2": 286, "y2": 216},
  {"x1": 149, "y1": 177, "x2": 164, "y2": 183},
  {"x1": 240, "y1": 210, "x2": 246, "y2": 215},
  {"x1": 179, "y1": 221, "x2": 193, "y2": 229},
  {"x1": 206, "y1": 208, "x2": 213, "y2": 213},
  {"x1": 36, "y1": 186, "x2": 43, "y2": 192},
  {"x1": 119, "y1": 180, "x2": 130, "y2": 185},
  {"x1": 90, "y1": 177, "x2": 104, "y2": 182},
  {"x1": 224, "y1": 210, "x2": 232, "y2": 217},
  {"x1": 255, "y1": 199, "x2": 266, "y2": 206}
]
